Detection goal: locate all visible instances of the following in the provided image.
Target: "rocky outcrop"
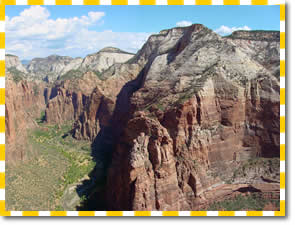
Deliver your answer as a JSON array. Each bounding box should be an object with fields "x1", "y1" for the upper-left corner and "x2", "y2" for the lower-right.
[
  {"x1": 26, "y1": 55, "x2": 80, "y2": 81},
  {"x1": 5, "y1": 54, "x2": 28, "y2": 74},
  {"x1": 107, "y1": 117, "x2": 189, "y2": 210},
  {"x1": 226, "y1": 30, "x2": 280, "y2": 79},
  {"x1": 72, "y1": 88, "x2": 115, "y2": 141},
  {"x1": 45, "y1": 72, "x2": 101, "y2": 124},
  {"x1": 105, "y1": 24, "x2": 280, "y2": 210},
  {"x1": 26, "y1": 47, "x2": 134, "y2": 82},
  {"x1": 227, "y1": 30, "x2": 279, "y2": 41},
  {"x1": 71, "y1": 59, "x2": 143, "y2": 141},
  {"x1": 70, "y1": 63, "x2": 142, "y2": 141},
  {"x1": 5, "y1": 73, "x2": 47, "y2": 163},
  {"x1": 80, "y1": 47, "x2": 135, "y2": 73},
  {"x1": 44, "y1": 51, "x2": 139, "y2": 141}
]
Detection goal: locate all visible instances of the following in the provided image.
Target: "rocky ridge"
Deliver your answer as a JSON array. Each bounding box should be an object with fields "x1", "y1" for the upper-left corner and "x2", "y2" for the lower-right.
[
  {"x1": 104, "y1": 25, "x2": 280, "y2": 210},
  {"x1": 80, "y1": 47, "x2": 135, "y2": 73},
  {"x1": 6, "y1": 47, "x2": 135, "y2": 82},
  {"x1": 5, "y1": 46, "x2": 135, "y2": 162},
  {"x1": 5, "y1": 73, "x2": 47, "y2": 163},
  {"x1": 6, "y1": 54, "x2": 28, "y2": 74},
  {"x1": 226, "y1": 30, "x2": 280, "y2": 79}
]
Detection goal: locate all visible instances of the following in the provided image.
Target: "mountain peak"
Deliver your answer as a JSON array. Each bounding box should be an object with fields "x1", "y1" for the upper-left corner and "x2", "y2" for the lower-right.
[
  {"x1": 98, "y1": 47, "x2": 134, "y2": 55},
  {"x1": 158, "y1": 24, "x2": 208, "y2": 36},
  {"x1": 6, "y1": 54, "x2": 18, "y2": 57}
]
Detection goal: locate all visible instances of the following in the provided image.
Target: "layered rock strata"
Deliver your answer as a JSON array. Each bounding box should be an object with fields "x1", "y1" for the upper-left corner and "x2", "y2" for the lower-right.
[
  {"x1": 105, "y1": 25, "x2": 280, "y2": 210},
  {"x1": 5, "y1": 55, "x2": 28, "y2": 74},
  {"x1": 5, "y1": 73, "x2": 47, "y2": 163}
]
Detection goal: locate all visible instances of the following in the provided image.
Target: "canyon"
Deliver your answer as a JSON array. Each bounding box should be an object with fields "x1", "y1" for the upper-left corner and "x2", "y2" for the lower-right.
[{"x1": 5, "y1": 24, "x2": 280, "y2": 211}]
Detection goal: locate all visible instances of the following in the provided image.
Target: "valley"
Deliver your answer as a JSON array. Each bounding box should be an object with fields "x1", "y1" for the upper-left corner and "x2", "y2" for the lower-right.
[{"x1": 5, "y1": 24, "x2": 280, "y2": 211}]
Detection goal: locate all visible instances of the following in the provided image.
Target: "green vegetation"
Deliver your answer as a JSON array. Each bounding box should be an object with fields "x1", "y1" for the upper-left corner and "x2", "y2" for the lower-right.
[
  {"x1": 6, "y1": 122, "x2": 95, "y2": 211},
  {"x1": 58, "y1": 69, "x2": 106, "y2": 81},
  {"x1": 36, "y1": 111, "x2": 46, "y2": 124},
  {"x1": 155, "y1": 103, "x2": 165, "y2": 111},
  {"x1": 205, "y1": 193, "x2": 280, "y2": 211},
  {"x1": 33, "y1": 84, "x2": 40, "y2": 96},
  {"x1": 7, "y1": 67, "x2": 25, "y2": 83},
  {"x1": 175, "y1": 92, "x2": 193, "y2": 106},
  {"x1": 232, "y1": 158, "x2": 280, "y2": 181},
  {"x1": 93, "y1": 70, "x2": 103, "y2": 80},
  {"x1": 6, "y1": 54, "x2": 17, "y2": 57},
  {"x1": 58, "y1": 69, "x2": 84, "y2": 81}
]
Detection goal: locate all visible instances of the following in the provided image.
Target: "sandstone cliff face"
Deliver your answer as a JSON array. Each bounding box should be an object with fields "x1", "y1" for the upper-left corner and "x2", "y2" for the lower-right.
[
  {"x1": 70, "y1": 63, "x2": 143, "y2": 141},
  {"x1": 44, "y1": 60, "x2": 142, "y2": 141},
  {"x1": 5, "y1": 24, "x2": 280, "y2": 210},
  {"x1": 227, "y1": 30, "x2": 279, "y2": 41},
  {"x1": 5, "y1": 55, "x2": 28, "y2": 74},
  {"x1": 72, "y1": 87, "x2": 115, "y2": 141},
  {"x1": 5, "y1": 73, "x2": 47, "y2": 163},
  {"x1": 25, "y1": 48, "x2": 134, "y2": 82},
  {"x1": 26, "y1": 55, "x2": 80, "y2": 81},
  {"x1": 105, "y1": 25, "x2": 280, "y2": 210},
  {"x1": 226, "y1": 31, "x2": 280, "y2": 79},
  {"x1": 45, "y1": 72, "x2": 101, "y2": 124},
  {"x1": 80, "y1": 47, "x2": 135, "y2": 73}
]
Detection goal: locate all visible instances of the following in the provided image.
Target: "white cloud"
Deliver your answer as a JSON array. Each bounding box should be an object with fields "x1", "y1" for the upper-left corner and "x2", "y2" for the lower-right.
[
  {"x1": 214, "y1": 25, "x2": 251, "y2": 36},
  {"x1": 20, "y1": 5, "x2": 50, "y2": 20},
  {"x1": 88, "y1": 12, "x2": 105, "y2": 22},
  {"x1": 176, "y1": 20, "x2": 193, "y2": 27},
  {"x1": 5, "y1": 6, "x2": 151, "y2": 59}
]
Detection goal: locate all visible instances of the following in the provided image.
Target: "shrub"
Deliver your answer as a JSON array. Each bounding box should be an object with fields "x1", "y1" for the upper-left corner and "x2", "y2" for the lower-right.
[
  {"x1": 33, "y1": 84, "x2": 40, "y2": 96},
  {"x1": 7, "y1": 67, "x2": 25, "y2": 83}
]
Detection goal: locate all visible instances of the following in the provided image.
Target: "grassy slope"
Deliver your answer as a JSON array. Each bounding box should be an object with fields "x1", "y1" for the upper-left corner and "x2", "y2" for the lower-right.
[{"x1": 6, "y1": 117, "x2": 95, "y2": 211}]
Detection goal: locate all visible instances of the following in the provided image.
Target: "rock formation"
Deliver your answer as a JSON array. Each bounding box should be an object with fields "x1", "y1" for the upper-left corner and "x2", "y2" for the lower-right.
[
  {"x1": 5, "y1": 54, "x2": 28, "y2": 74},
  {"x1": 26, "y1": 55, "x2": 82, "y2": 81},
  {"x1": 45, "y1": 71, "x2": 101, "y2": 124},
  {"x1": 25, "y1": 48, "x2": 135, "y2": 82},
  {"x1": 105, "y1": 24, "x2": 280, "y2": 210},
  {"x1": 80, "y1": 47, "x2": 135, "y2": 73},
  {"x1": 226, "y1": 30, "x2": 280, "y2": 79},
  {"x1": 5, "y1": 73, "x2": 47, "y2": 163},
  {"x1": 5, "y1": 24, "x2": 280, "y2": 210}
]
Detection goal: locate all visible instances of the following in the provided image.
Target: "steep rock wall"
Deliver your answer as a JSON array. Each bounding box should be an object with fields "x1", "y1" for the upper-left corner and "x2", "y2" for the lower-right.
[{"x1": 105, "y1": 25, "x2": 280, "y2": 210}]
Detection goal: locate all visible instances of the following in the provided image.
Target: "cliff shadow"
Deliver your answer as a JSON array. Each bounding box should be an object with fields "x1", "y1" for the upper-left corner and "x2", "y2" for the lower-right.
[{"x1": 75, "y1": 61, "x2": 152, "y2": 211}]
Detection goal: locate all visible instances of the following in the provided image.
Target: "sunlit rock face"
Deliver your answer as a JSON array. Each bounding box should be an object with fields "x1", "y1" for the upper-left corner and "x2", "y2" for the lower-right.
[{"x1": 105, "y1": 24, "x2": 280, "y2": 210}]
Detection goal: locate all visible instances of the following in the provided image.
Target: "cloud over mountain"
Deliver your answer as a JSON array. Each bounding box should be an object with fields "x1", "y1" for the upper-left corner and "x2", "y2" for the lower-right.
[
  {"x1": 6, "y1": 6, "x2": 151, "y2": 59},
  {"x1": 176, "y1": 20, "x2": 193, "y2": 27},
  {"x1": 214, "y1": 25, "x2": 251, "y2": 36}
]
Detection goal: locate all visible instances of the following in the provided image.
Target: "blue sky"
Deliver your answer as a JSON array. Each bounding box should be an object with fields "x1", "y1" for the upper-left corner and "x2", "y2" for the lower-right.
[{"x1": 5, "y1": 5, "x2": 280, "y2": 60}]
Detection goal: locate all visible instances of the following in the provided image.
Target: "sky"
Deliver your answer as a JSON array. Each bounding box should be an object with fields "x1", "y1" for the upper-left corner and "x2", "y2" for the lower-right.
[{"x1": 5, "y1": 5, "x2": 280, "y2": 60}]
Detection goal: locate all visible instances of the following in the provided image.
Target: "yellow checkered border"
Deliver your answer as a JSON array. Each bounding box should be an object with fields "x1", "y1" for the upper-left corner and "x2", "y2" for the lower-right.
[{"x1": 0, "y1": 0, "x2": 285, "y2": 217}]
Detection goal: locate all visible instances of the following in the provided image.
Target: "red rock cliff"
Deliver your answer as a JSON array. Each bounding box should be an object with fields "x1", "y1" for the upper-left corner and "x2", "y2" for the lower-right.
[
  {"x1": 105, "y1": 25, "x2": 280, "y2": 210},
  {"x1": 5, "y1": 73, "x2": 47, "y2": 163}
]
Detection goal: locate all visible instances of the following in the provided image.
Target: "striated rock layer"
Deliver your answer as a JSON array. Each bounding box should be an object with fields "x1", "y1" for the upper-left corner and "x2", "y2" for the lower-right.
[
  {"x1": 105, "y1": 24, "x2": 280, "y2": 210},
  {"x1": 25, "y1": 48, "x2": 135, "y2": 82},
  {"x1": 226, "y1": 30, "x2": 280, "y2": 79},
  {"x1": 5, "y1": 73, "x2": 47, "y2": 163},
  {"x1": 80, "y1": 47, "x2": 135, "y2": 73},
  {"x1": 4, "y1": 24, "x2": 280, "y2": 210},
  {"x1": 5, "y1": 55, "x2": 28, "y2": 74}
]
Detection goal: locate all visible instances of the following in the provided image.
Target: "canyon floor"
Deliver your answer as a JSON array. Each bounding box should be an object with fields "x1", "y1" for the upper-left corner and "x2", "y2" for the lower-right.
[{"x1": 6, "y1": 118, "x2": 97, "y2": 211}]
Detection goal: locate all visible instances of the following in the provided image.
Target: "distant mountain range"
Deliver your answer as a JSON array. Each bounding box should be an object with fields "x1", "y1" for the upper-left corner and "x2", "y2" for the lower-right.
[{"x1": 6, "y1": 47, "x2": 135, "y2": 82}]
